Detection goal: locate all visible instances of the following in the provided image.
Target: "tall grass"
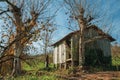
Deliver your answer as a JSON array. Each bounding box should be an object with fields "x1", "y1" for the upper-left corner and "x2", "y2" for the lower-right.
[{"x1": 9, "y1": 55, "x2": 60, "y2": 80}]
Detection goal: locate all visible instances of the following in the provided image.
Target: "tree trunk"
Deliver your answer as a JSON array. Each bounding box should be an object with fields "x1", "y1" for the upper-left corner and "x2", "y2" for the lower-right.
[
  {"x1": 11, "y1": 41, "x2": 22, "y2": 76},
  {"x1": 12, "y1": 57, "x2": 21, "y2": 76},
  {"x1": 44, "y1": 46, "x2": 49, "y2": 68},
  {"x1": 45, "y1": 55, "x2": 49, "y2": 68},
  {"x1": 44, "y1": 34, "x2": 49, "y2": 68},
  {"x1": 79, "y1": 35, "x2": 85, "y2": 66},
  {"x1": 78, "y1": 8, "x2": 86, "y2": 67},
  {"x1": 79, "y1": 26, "x2": 85, "y2": 66}
]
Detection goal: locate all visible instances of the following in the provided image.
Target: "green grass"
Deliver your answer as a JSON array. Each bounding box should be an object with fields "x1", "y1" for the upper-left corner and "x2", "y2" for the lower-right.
[
  {"x1": 112, "y1": 57, "x2": 120, "y2": 66},
  {"x1": 9, "y1": 61, "x2": 59, "y2": 80},
  {"x1": 8, "y1": 58, "x2": 62, "y2": 80},
  {"x1": 22, "y1": 60, "x2": 45, "y2": 71},
  {"x1": 9, "y1": 75, "x2": 59, "y2": 80}
]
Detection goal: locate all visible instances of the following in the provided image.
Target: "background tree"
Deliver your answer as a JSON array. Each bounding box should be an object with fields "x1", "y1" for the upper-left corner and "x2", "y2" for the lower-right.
[
  {"x1": 40, "y1": 23, "x2": 55, "y2": 68},
  {"x1": 64, "y1": 0, "x2": 114, "y2": 67}
]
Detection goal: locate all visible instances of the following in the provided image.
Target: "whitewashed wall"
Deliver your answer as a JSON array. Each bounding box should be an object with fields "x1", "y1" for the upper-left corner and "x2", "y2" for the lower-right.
[
  {"x1": 62, "y1": 43, "x2": 66, "y2": 63},
  {"x1": 59, "y1": 44, "x2": 62, "y2": 63},
  {"x1": 53, "y1": 42, "x2": 66, "y2": 64},
  {"x1": 53, "y1": 47, "x2": 58, "y2": 64},
  {"x1": 58, "y1": 43, "x2": 66, "y2": 63}
]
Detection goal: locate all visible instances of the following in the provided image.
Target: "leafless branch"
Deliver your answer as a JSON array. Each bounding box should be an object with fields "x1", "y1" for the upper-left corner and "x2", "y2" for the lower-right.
[
  {"x1": 0, "y1": 55, "x2": 32, "y2": 66},
  {"x1": 5, "y1": 13, "x2": 16, "y2": 25},
  {"x1": 0, "y1": 45, "x2": 5, "y2": 48},
  {"x1": 0, "y1": 9, "x2": 9, "y2": 15},
  {"x1": 3, "y1": 0, "x2": 19, "y2": 10}
]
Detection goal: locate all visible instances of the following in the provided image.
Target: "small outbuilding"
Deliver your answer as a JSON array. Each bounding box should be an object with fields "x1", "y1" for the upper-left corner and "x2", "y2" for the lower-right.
[{"x1": 52, "y1": 25, "x2": 115, "y2": 69}]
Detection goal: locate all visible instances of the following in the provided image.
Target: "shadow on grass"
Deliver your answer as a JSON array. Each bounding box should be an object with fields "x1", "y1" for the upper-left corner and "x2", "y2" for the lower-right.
[
  {"x1": 83, "y1": 65, "x2": 120, "y2": 73},
  {"x1": 103, "y1": 65, "x2": 120, "y2": 71},
  {"x1": 38, "y1": 67, "x2": 57, "y2": 72}
]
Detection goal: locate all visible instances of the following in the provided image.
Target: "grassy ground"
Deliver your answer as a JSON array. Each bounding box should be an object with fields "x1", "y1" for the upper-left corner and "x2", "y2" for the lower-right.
[
  {"x1": 9, "y1": 64, "x2": 60, "y2": 80},
  {"x1": 5, "y1": 54, "x2": 120, "y2": 80},
  {"x1": 9, "y1": 55, "x2": 63, "y2": 80},
  {"x1": 9, "y1": 75, "x2": 59, "y2": 80}
]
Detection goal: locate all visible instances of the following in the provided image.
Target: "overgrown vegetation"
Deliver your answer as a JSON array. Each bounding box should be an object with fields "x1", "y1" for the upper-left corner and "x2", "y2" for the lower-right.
[
  {"x1": 9, "y1": 74, "x2": 59, "y2": 80},
  {"x1": 0, "y1": 49, "x2": 119, "y2": 80},
  {"x1": 4, "y1": 53, "x2": 63, "y2": 80}
]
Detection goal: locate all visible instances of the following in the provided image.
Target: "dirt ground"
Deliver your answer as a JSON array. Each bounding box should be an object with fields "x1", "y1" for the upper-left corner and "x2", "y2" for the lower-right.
[
  {"x1": 36, "y1": 70, "x2": 120, "y2": 80},
  {"x1": 78, "y1": 71, "x2": 120, "y2": 80}
]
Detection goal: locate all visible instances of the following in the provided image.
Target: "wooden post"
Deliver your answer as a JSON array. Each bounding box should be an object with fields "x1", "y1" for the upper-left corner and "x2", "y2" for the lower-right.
[
  {"x1": 64, "y1": 41, "x2": 67, "y2": 69},
  {"x1": 71, "y1": 38, "x2": 74, "y2": 67}
]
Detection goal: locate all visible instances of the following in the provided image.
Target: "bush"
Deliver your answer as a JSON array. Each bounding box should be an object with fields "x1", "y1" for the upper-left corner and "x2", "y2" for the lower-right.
[{"x1": 68, "y1": 67, "x2": 77, "y2": 74}]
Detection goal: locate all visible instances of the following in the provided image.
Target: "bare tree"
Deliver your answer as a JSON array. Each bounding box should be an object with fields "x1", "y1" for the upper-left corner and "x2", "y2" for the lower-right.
[
  {"x1": 64, "y1": 0, "x2": 113, "y2": 67},
  {"x1": 40, "y1": 22, "x2": 56, "y2": 68},
  {"x1": 0, "y1": 0, "x2": 54, "y2": 76}
]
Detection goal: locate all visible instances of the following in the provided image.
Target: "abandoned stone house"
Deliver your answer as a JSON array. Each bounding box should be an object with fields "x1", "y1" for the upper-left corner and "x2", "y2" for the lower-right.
[{"x1": 52, "y1": 25, "x2": 115, "y2": 69}]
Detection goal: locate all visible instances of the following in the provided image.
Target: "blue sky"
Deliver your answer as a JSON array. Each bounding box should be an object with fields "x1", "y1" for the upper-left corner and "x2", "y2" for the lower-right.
[
  {"x1": 0, "y1": 0, "x2": 120, "y2": 54},
  {"x1": 53, "y1": 0, "x2": 120, "y2": 44},
  {"x1": 0, "y1": 0, "x2": 120, "y2": 42},
  {"x1": 1, "y1": 0, "x2": 119, "y2": 43}
]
